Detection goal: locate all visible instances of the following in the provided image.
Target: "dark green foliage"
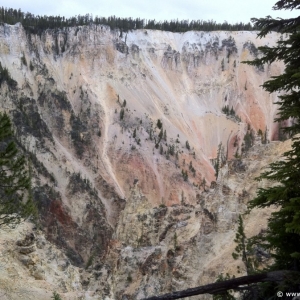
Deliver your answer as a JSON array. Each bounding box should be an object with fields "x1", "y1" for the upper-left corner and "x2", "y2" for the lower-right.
[
  {"x1": 201, "y1": 178, "x2": 206, "y2": 190},
  {"x1": 29, "y1": 152, "x2": 56, "y2": 184},
  {"x1": 149, "y1": 129, "x2": 153, "y2": 140},
  {"x1": 159, "y1": 144, "x2": 163, "y2": 155},
  {"x1": 221, "y1": 58, "x2": 225, "y2": 71},
  {"x1": 168, "y1": 144, "x2": 175, "y2": 156},
  {"x1": 0, "y1": 62, "x2": 17, "y2": 89},
  {"x1": 29, "y1": 61, "x2": 34, "y2": 71},
  {"x1": 243, "y1": 41, "x2": 259, "y2": 57},
  {"x1": 212, "y1": 273, "x2": 235, "y2": 300},
  {"x1": 203, "y1": 208, "x2": 217, "y2": 223},
  {"x1": 163, "y1": 130, "x2": 167, "y2": 141},
  {"x1": 174, "y1": 232, "x2": 178, "y2": 251},
  {"x1": 68, "y1": 172, "x2": 97, "y2": 197},
  {"x1": 85, "y1": 253, "x2": 94, "y2": 269},
  {"x1": 182, "y1": 169, "x2": 188, "y2": 181},
  {"x1": 222, "y1": 105, "x2": 241, "y2": 122},
  {"x1": 242, "y1": 125, "x2": 255, "y2": 152},
  {"x1": 185, "y1": 140, "x2": 190, "y2": 150},
  {"x1": 0, "y1": 7, "x2": 257, "y2": 33},
  {"x1": 232, "y1": 215, "x2": 255, "y2": 275},
  {"x1": 212, "y1": 143, "x2": 226, "y2": 178},
  {"x1": 158, "y1": 128, "x2": 163, "y2": 139},
  {"x1": 70, "y1": 114, "x2": 90, "y2": 158},
  {"x1": 257, "y1": 127, "x2": 268, "y2": 144},
  {"x1": 120, "y1": 108, "x2": 125, "y2": 120},
  {"x1": 21, "y1": 53, "x2": 27, "y2": 66},
  {"x1": 0, "y1": 112, "x2": 36, "y2": 227},
  {"x1": 51, "y1": 292, "x2": 62, "y2": 300},
  {"x1": 189, "y1": 161, "x2": 196, "y2": 176},
  {"x1": 13, "y1": 97, "x2": 54, "y2": 146},
  {"x1": 240, "y1": 1, "x2": 300, "y2": 297},
  {"x1": 156, "y1": 119, "x2": 162, "y2": 129}
]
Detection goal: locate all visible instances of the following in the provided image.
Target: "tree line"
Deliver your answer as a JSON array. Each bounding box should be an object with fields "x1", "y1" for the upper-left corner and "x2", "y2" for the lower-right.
[{"x1": 0, "y1": 7, "x2": 257, "y2": 33}]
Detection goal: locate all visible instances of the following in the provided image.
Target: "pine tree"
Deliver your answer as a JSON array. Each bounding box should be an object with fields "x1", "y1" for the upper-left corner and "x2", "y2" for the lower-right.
[
  {"x1": 157, "y1": 119, "x2": 162, "y2": 129},
  {"x1": 159, "y1": 144, "x2": 163, "y2": 155},
  {"x1": 185, "y1": 140, "x2": 190, "y2": 150},
  {"x1": 232, "y1": 215, "x2": 255, "y2": 275},
  {"x1": 158, "y1": 128, "x2": 163, "y2": 139},
  {"x1": 0, "y1": 112, "x2": 36, "y2": 227},
  {"x1": 120, "y1": 108, "x2": 124, "y2": 120},
  {"x1": 163, "y1": 129, "x2": 167, "y2": 141},
  {"x1": 243, "y1": 0, "x2": 300, "y2": 295}
]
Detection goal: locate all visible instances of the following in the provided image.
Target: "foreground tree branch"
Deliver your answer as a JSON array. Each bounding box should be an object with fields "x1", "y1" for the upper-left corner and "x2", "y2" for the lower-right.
[{"x1": 142, "y1": 270, "x2": 292, "y2": 300}]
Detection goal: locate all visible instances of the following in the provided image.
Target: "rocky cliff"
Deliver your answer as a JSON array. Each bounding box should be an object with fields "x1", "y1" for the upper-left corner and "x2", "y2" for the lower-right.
[{"x1": 0, "y1": 23, "x2": 287, "y2": 299}]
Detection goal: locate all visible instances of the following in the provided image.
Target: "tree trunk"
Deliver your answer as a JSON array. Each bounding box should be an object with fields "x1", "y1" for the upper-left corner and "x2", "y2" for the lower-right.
[{"x1": 142, "y1": 270, "x2": 290, "y2": 300}]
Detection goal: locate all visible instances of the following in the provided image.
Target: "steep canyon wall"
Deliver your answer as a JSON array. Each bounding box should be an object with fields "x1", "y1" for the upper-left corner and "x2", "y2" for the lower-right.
[{"x1": 0, "y1": 23, "x2": 286, "y2": 299}]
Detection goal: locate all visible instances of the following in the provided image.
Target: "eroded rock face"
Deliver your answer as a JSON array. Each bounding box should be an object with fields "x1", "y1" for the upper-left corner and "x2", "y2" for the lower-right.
[{"x1": 0, "y1": 23, "x2": 288, "y2": 298}]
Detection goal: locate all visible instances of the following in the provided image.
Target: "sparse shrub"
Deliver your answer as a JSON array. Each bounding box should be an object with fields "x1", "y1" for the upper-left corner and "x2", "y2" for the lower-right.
[
  {"x1": 242, "y1": 125, "x2": 255, "y2": 152},
  {"x1": 222, "y1": 105, "x2": 241, "y2": 122},
  {"x1": 29, "y1": 61, "x2": 34, "y2": 71},
  {"x1": 221, "y1": 58, "x2": 225, "y2": 71},
  {"x1": 157, "y1": 119, "x2": 162, "y2": 129},
  {"x1": 169, "y1": 144, "x2": 175, "y2": 156},
  {"x1": 185, "y1": 140, "x2": 190, "y2": 150},
  {"x1": 0, "y1": 62, "x2": 17, "y2": 88},
  {"x1": 21, "y1": 53, "x2": 27, "y2": 66},
  {"x1": 85, "y1": 254, "x2": 94, "y2": 269},
  {"x1": 51, "y1": 292, "x2": 62, "y2": 300},
  {"x1": 159, "y1": 128, "x2": 163, "y2": 139},
  {"x1": 120, "y1": 108, "x2": 125, "y2": 120},
  {"x1": 159, "y1": 144, "x2": 163, "y2": 155},
  {"x1": 182, "y1": 169, "x2": 188, "y2": 181}
]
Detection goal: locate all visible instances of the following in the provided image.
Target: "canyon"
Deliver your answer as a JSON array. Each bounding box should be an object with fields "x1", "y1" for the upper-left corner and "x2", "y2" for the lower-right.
[{"x1": 0, "y1": 23, "x2": 288, "y2": 299}]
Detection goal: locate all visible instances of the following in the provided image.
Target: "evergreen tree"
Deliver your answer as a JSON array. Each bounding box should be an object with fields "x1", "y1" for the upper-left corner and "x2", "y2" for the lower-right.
[
  {"x1": 159, "y1": 144, "x2": 163, "y2": 155},
  {"x1": 0, "y1": 112, "x2": 36, "y2": 227},
  {"x1": 185, "y1": 140, "x2": 190, "y2": 150},
  {"x1": 158, "y1": 128, "x2": 163, "y2": 139},
  {"x1": 243, "y1": 0, "x2": 300, "y2": 296},
  {"x1": 163, "y1": 129, "x2": 167, "y2": 141},
  {"x1": 157, "y1": 119, "x2": 162, "y2": 129},
  {"x1": 119, "y1": 108, "x2": 124, "y2": 120},
  {"x1": 232, "y1": 215, "x2": 255, "y2": 275}
]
